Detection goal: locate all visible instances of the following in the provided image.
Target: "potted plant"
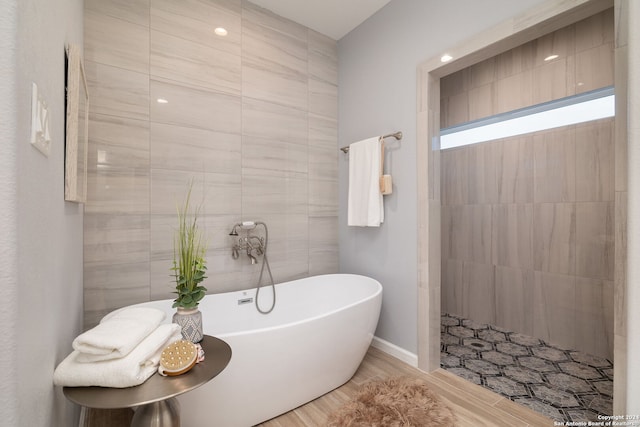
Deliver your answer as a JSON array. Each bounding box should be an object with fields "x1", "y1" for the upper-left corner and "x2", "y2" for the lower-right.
[{"x1": 171, "y1": 182, "x2": 207, "y2": 343}]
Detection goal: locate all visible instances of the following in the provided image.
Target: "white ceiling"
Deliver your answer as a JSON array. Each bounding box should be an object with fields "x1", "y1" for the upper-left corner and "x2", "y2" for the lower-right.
[{"x1": 247, "y1": 0, "x2": 392, "y2": 40}]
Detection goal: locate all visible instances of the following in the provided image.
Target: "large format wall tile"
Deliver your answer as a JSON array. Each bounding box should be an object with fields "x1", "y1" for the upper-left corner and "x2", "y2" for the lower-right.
[
  {"x1": 86, "y1": 167, "x2": 149, "y2": 215},
  {"x1": 576, "y1": 202, "x2": 614, "y2": 280},
  {"x1": 308, "y1": 30, "x2": 338, "y2": 84},
  {"x1": 150, "y1": 169, "x2": 241, "y2": 216},
  {"x1": 150, "y1": 80, "x2": 241, "y2": 133},
  {"x1": 533, "y1": 126, "x2": 576, "y2": 203},
  {"x1": 85, "y1": 10, "x2": 149, "y2": 74},
  {"x1": 533, "y1": 203, "x2": 576, "y2": 275},
  {"x1": 533, "y1": 272, "x2": 576, "y2": 350},
  {"x1": 150, "y1": 122, "x2": 241, "y2": 175},
  {"x1": 492, "y1": 204, "x2": 533, "y2": 270},
  {"x1": 462, "y1": 261, "x2": 495, "y2": 325},
  {"x1": 575, "y1": 277, "x2": 614, "y2": 359},
  {"x1": 308, "y1": 115, "x2": 338, "y2": 181},
  {"x1": 88, "y1": 113, "x2": 149, "y2": 169},
  {"x1": 441, "y1": 9, "x2": 613, "y2": 128},
  {"x1": 496, "y1": 135, "x2": 533, "y2": 204},
  {"x1": 242, "y1": 170, "x2": 308, "y2": 216},
  {"x1": 150, "y1": 30, "x2": 241, "y2": 95},
  {"x1": 309, "y1": 216, "x2": 338, "y2": 276},
  {"x1": 84, "y1": 0, "x2": 338, "y2": 325},
  {"x1": 85, "y1": 61, "x2": 149, "y2": 121},
  {"x1": 495, "y1": 266, "x2": 534, "y2": 336},
  {"x1": 86, "y1": 0, "x2": 150, "y2": 27},
  {"x1": 575, "y1": 119, "x2": 614, "y2": 202},
  {"x1": 150, "y1": 0, "x2": 241, "y2": 56},
  {"x1": 575, "y1": 43, "x2": 614, "y2": 93},
  {"x1": 84, "y1": 214, "x2": 150, "y2": 265}
]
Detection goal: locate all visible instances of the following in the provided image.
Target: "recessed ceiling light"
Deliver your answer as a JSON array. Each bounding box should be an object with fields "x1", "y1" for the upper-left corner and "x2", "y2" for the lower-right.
[
  {"x1": 214, "y1": 27, "x2": 228, "y2": 36},
  {"x1": 440, "y1": 54, "x2": 453, "y2": 63},
  {"x1": 544, "y1": 54, "x2": 559, "y2": 61},
  {"x1": 156, "y1": 98, "x2": 168, "y2": 104}
]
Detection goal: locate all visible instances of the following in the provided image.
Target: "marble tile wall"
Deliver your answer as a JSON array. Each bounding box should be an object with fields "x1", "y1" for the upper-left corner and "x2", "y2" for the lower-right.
[
  {"x1": 441, "y1": 118, "x2": 615, "y2": 359},
  {"x1": 440, "y1": 8, "x2": 614, "y2": 129},
  {"x1": 83, "y1": 0, "x2": 338, "y2": 327}
]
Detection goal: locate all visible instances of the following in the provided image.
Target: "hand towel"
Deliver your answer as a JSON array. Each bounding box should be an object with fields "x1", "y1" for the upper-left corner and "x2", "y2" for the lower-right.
[
  {"x1": 72, "y1": 307, "x2": 165, "y2": 362},
  {"x1": 53, "y1": 323, "x2": 182, "y2": 388},
  {"x1": 348, "y1": 137, "x2": 384, "y2": 227}
]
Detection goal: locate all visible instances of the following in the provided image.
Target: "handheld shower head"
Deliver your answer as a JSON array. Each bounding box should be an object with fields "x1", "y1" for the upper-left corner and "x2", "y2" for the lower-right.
[{"x1": 229, "y1": 224, "x2": 240, "y2": 236}]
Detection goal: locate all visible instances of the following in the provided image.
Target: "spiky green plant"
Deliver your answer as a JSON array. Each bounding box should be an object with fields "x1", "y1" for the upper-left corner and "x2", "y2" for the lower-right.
[{"x1": 171, "y1": 182, "x2": 207, "y2": 309}]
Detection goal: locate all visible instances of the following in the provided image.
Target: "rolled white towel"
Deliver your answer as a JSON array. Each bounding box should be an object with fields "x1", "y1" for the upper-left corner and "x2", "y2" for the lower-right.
[
  {"x1": 73, "y1": 307, "x2": 165, "y2": 362},
  {"x1": 54, "y1": 323, "x2": 182, "y2": 388}
]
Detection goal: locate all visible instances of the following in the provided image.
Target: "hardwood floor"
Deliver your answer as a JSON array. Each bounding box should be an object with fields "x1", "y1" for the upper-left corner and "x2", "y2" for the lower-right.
[{"x1": 258, "y1": 346, "x2": 554, "y2": 426}]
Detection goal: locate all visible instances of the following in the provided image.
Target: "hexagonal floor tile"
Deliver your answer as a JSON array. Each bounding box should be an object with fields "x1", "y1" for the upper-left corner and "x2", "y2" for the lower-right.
[
  {"x1": 512, "y1": 398, "x2": 565, "y2": 422},
  {"x1": 446, "y1": 345, "x2": 477, "y2": 358},
  {"x1": 464, "y1": 359, "x2": 500, "y2": 375},
  {"x1": 495, "y1": 342, "x2": 530, "y2": 356},
  {"x1": 530, "y1": 385, "x2": 580, "y2": 407},
  {"x1": 481, "y1": 350, "x2": 514, "y2": 366},
  {"x1": 503, "y1": 366, "x2": 544, "y2": 384},
  {"x1": 508, "y1": 332, "x2": 543, "y2": 347},
  {"x1": 566, "y1": 409, "x2": 601, "y2": 423},
  {"x1": 448, "y1": 325, "x2": 475, "y2": 338},
  {"x1": 440, "y1": 353, "x2": 461, "y2": 368},
  {"x1": 544, "y1": 373, "x2": 593, "y2": 393},
  {"x1": 518, "y1": 356, "x2": 558, "y2": 373},
  {"x1": 569, "y1": 351, "x2": 612, "y2": 368},
  {"x1": 462, "y1": 338, "x2": 493, "y2": 352},
  {"x1": 485, "y1": 376, "x2": 529, "y2": 397},
  {"x1": 592, "y1": 380, "x2": 613, "y2": 397},
  {"x1": 441, "y1": 315, "x2": 460, "y2": 326},
  {"x1": 442, "y1": 333, "x2": 461, "y2": 346},
  {"x1": 579, "y1": 394, "x2": 613, "y2": 415},
  {"x1": 477, "y1": 329, "x2": 507, "y2": 343},
  {"x1": 558, "y1": 362, "x2": 602, "y2": 380},
  {"x1": 532, "y1": 346, "x2": 569, "y2": 362},
  {"x1": 462, "y1": 318, "x2": 488, "y2": 330}
]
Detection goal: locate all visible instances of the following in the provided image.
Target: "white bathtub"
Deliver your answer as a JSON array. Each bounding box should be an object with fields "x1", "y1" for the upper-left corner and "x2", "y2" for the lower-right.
[{"x1": 133, "y1": 273, "x2": 382, "y2": 426}]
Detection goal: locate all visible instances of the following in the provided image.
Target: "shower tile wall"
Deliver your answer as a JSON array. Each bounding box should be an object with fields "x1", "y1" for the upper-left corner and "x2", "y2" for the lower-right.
[
  {"x1": 440, "y1": 8, "x2": 614, "y2": 128},
  {"x1": 441, "y1": 120, "x2": 615, "y2": 360},
  {"x1": 440, "y1": 9, "x2": 615, "y2": 360},
  {"x1": 83, "y1": 0, "x2": 338, "y2": 327}
]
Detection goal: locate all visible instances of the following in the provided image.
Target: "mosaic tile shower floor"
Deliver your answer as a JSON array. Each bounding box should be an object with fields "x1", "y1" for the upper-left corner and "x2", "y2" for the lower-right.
[{"x1": 441, "y1": 313, "x2": 613, "y2": 423}]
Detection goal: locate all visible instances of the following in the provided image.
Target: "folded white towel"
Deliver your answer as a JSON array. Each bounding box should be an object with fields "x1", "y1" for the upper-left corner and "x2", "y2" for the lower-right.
[
  {"x1": 348, "y1": 137, "x2": 384, "y2": 227},
  {"x1": 72, "y1": 307, "x2": 165, "y2": 362},
  {"x1": 54, "y1": 323, "x2": 182, "y2": 388}
]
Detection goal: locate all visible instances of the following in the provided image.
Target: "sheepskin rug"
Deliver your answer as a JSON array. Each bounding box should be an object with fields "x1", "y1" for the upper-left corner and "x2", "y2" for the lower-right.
[{"x1": 327, "y1": 376, "x2": 456, "y2": 427}]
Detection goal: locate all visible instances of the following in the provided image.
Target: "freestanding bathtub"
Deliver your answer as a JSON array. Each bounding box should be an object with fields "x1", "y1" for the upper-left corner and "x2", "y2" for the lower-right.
[{"x1": 131, "y1": 273, "x2": 382, "y2": 426}]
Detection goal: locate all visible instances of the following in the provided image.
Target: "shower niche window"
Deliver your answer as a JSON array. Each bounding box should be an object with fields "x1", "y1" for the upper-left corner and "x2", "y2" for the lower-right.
[{"x1": 441, "y1": 87, "x2": 614, "y2": 150}]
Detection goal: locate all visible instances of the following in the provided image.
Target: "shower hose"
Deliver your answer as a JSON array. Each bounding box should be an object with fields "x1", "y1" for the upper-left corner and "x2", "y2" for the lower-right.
[{"x1": 255, "y1": 222, "x2": 276, "y2": 314}]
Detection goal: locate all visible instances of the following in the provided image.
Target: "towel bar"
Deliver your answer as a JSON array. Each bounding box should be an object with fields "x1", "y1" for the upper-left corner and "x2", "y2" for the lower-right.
[{"x1": 340, "y1": 131, "x2": 402, "y2": 153}]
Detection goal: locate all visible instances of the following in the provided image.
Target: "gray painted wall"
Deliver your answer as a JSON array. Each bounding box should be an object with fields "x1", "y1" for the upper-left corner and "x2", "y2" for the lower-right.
[
  {"x1": 2, "y1": 0, "x2": 84, "y2": 425},
  {"x1": 338, "y1": 0, "x2": 548, "y2": 354}
]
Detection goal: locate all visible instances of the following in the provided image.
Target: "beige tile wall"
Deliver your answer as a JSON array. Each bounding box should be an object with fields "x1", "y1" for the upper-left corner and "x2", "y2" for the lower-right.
[
  {"x1": 441, "y1": 118, "x2": 615, "y2": 359},
  {"x1": 440, "y1": 8, "x2": 614, "y2": 129},
  {"x1": 83, "y1": 0, "x2": 338, "y2": 327}
]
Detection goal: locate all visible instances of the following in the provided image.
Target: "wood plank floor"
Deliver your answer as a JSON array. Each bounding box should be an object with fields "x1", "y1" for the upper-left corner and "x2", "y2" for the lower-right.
[{"x1": 258, "y1": 346, "x2": 554, "y2": 426}]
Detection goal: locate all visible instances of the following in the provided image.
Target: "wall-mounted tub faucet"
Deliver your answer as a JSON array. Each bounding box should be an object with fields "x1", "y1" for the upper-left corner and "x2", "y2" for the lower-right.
[{"x1": 229, "y1": 221, "x2": 276, "y2": 314}]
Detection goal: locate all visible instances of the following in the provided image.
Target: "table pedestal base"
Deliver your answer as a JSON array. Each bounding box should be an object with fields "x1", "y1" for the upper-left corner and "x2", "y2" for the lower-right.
[{"x1": 131, "y1": 398, "x2": 180, "y2": 427}]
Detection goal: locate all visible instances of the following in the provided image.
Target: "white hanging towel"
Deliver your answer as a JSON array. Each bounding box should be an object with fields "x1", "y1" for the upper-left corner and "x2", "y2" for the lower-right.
[{"x1": 348, "y1": 137, "x2": 384, "y2": 227}]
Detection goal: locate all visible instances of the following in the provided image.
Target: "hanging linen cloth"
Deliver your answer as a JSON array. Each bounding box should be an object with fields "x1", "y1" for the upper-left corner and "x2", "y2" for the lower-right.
[{"x1": 347, "y1": 137, "x2": 384, "y2": 227}]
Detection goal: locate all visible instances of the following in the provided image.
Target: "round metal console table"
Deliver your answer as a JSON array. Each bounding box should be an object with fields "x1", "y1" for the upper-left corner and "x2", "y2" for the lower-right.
[{"x1": 63, "y1": 335, "x2": 231, "y2": 427}]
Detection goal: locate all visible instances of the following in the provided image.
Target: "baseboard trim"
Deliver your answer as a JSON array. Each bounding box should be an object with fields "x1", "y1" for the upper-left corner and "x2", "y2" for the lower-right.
[{"x1": 371, "y1": 336, "x2": 418, "y2": 368}]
